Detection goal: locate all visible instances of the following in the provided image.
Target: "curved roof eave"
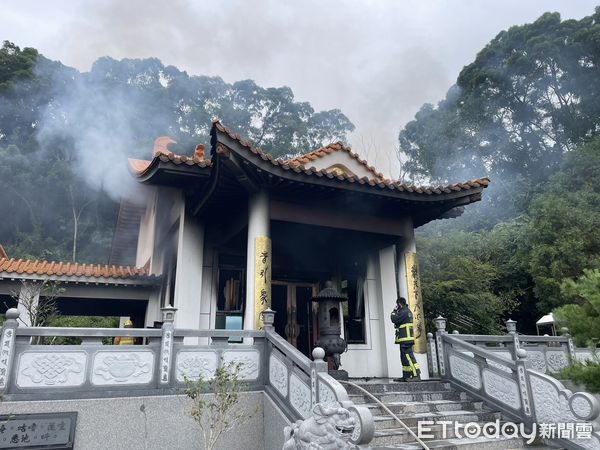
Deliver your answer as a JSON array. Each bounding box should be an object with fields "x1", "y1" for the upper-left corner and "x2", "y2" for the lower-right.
[{"x1": 212, "y1": 121, "x2": 490, "y2": 205}]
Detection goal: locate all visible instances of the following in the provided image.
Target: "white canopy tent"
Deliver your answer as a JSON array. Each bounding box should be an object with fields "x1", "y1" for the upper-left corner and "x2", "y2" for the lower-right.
[{"x1": 536, "y1": 312, "x2": 557, "y2": 336}]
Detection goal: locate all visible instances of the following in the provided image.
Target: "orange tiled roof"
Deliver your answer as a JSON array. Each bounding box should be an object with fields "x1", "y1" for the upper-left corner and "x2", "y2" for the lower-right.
[
  {"x1": 0, "y1": 258, "x2": 154, "y2": 280},
  {"x1": 213, "y1": 121, "x2": 491, "y2": 195},
  {"x1": 287, "y1": 142, "x2": 385, "y2": 180},
  {"x1": 0, "y1": 245, "x2": 7, "y2": 259},
  {"x1": 129, "y1": 137, "x2": 212, "y2": 177}
]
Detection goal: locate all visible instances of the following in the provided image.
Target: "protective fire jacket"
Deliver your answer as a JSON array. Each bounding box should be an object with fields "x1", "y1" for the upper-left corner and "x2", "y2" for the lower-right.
[{"x1": 391, "y1": 306, "x2": 415, "y2": 344}]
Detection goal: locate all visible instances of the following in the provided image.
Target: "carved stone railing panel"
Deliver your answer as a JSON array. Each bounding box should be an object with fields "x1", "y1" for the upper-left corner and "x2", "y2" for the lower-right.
[
  {"x1": 289, "y1": 370, "x2": 312, "y2": 419},
  {"x1": 172, "y1": 344, "x2": 264, "y2": 386},
  {"x1": 317, "y1": 381, "x2": 336, "y2": 405},
  {"x1": 175, "y1": 350, "x2": 218, "y2": 382},
  {"x1": 222, "y1": 349, "x2": 261, "y2": 380},
  {"x1": 268, "y1": 351, "x2": 288, "y2": 398},
  {"x1": 526, "y1": 350, "x2": 547, "y2": 372},
  {"x1": 529, "y1": 371, "x2": 600, "y2": 450},
  {"x1": 317, "y1": 372, "x2": 350, "y2": 406},
  {"x1": 17, "y1": 351, "x2": 88, "y2": 388},
  {"x1": 482, "y1": 368, "x2": 521, "y2": 410},
  {"x1": 574, "y1": 349, "x2": 596, "y2": 364},
  {"x1": 91, "y1": 350, "x2": 154, "y2": 385},
  {"x1": 448, "y1": 353, "x2": 482, "y2": 390},
  {"x1": 545, "y1": 349, "x2": 570, "y2": 373}
]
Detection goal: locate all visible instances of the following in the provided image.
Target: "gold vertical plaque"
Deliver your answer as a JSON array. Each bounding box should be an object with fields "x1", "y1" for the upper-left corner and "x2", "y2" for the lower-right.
[
  {"x1": 254, "y1": 236, "x2": 272, "y2": 329},
  {"x1": 404, "y1": 252, "x2": 426, "y2": 353}
]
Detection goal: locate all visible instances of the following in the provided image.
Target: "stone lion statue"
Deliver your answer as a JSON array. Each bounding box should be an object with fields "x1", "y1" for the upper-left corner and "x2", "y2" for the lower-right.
[{"x1": 282, "y1": 403, "x2": 357, "y2": 449}]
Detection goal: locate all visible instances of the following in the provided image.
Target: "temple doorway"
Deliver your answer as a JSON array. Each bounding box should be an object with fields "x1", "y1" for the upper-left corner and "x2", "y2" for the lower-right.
[{"x1": 271, "y1": 281, "x2": 318, "y2": 357}]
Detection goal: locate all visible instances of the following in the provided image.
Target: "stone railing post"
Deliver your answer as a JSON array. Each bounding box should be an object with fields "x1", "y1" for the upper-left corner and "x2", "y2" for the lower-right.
[
  {"x1": 434, "y1": 315, "x2": 447, "y2": 377},
  {"x1": 159, "y1": 304, "x2": 177, "y2": 387},
  {"x1": 0, "y1": 308, "x2": 19, "y2": 394},
  {"x1": 260, "y1": 308, "x2": 275, "y2": 386},
  {"x1": 560, "y1": 327, "x2": 576, "y2": 365},
  {"x1": 515, "y1": 348, "x2": 534, "y2": 424},
  {"x1": 311, "y1": 347, "x2": 328, "y2": 407},
  {"x1": 260, "y1": 308, "x2": 275, "y2": 332},
  {"x1": 505, "y1": 318, "x2": 520, "y2": 360},
  {"x1": 427, "y1": 332, "x2": 439, "y2": 378}
]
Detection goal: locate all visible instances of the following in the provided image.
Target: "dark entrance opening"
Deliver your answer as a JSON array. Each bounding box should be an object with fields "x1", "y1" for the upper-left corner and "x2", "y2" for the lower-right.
[
  {"x1": 55, "y1": 297, "x2": 148, "y2": 328},
  {"x1": 271, "y1": 282, "x2": 317, "y2": 357}
]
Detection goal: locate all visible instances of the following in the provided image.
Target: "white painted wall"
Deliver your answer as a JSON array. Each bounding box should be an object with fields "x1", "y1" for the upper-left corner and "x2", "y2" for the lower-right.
[
  {"x1": 343, "y1": 253, "x2": 386, "y2": 377},
  {"x1": 173, "y1": 204, "x2": 205, "y2": 335},
  {"x1": 136, "y1": 187, "x2": 157, "y2": 268},
  {"x1": 199, "y1": 246, "x2": 218, "y2": 345},
  {"x1": 378, "y1": 245, "x2": 404, "y2": 378}
]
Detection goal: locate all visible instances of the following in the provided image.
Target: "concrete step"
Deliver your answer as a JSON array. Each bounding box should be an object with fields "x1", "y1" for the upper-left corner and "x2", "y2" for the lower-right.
[
  {"x1": 371, "y1": 422, "x2": 502, "y2": 446},
  {"x1": 372, "y1": 410, "x2": 502, "y2": 430},
  {"x1": 346, "y1": 377, "x2": 548, "y2": 449},
  {"x1": 349, "y1": 389, "x2": 469, "y2": 404},
  {"x1": 347, "y1": 380, "x2": 451, "y2": 394},
  {"x1": 372, "y1": 435, "x2": 526, "y2": 449},
  {"x1": 363, "y1": 399, "x2": 484, "y2": 415},
  {"x1": 369, "y1": 422, "x2": 551, "y2": 447}
]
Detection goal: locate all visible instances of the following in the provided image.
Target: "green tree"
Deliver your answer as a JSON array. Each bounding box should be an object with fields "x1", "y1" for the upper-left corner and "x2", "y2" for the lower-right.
[
  {"x1": 417, "y1": 231, "x2": 519, "y2": 334},
  {"x1": 525, "y1": 138, "x2": 600, "y2": 312},
  {"x1": 554, "y1": 269, "x2": 600, "y2": 347},
  {"x1": 0, "y1": 41, "x2": 38, "y2": 90},
  {"x1": 399, "y1": 7, "x2": 600, "y2": 221},
  {"x1": 184, "y1": 362, "x2": 255, "y2": 450}
]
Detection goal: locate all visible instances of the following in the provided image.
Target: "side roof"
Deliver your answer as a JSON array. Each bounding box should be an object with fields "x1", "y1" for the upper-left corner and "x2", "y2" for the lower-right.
[{"x1": 0, "y1": 257, "x2": 158, "y2": 285}]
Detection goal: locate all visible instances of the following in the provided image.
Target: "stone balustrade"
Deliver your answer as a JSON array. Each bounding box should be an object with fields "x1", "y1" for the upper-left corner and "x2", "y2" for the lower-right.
[
  {"x1": 0, "y1": 307, "x2": 375, "y2": 447},
  {"x1": 431, "y1": 315, "x2": 600, "y2": 450}
]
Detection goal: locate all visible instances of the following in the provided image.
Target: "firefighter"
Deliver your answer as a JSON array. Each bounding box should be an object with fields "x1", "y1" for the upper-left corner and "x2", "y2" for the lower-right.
[{"x1": 391, "y1": 297, "x2": 421, "y2": 382}]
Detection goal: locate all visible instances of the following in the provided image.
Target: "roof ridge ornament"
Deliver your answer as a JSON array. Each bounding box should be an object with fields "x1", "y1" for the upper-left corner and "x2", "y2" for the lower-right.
[{"x1": 153, "y1": 136, "x2": 177, "y2": 157}]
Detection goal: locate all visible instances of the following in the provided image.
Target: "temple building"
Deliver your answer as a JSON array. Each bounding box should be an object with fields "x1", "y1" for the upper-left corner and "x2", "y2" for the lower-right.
[{"x1": 0, "y1": 121, "x2": 489, "y2": 379}]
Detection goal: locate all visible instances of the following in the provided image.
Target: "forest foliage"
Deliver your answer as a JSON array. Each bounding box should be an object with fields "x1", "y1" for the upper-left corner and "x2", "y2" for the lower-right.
[
  {"x1": 0, "y1": 41, "x2": 353, "y2": 263},
  {"x1": 412, "y1": 8, "x2": 600, "y2": 341}
]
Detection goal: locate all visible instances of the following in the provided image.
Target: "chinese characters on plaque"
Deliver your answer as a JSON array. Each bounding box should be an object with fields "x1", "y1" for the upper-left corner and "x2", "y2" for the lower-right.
[
  {"x1": 0, "y1": 413, "x2": 76, "y2": 449},
  {"x1": 160, "y1": 329, "x2": 172, "y2": 383},
  {"x1": 254, "y1": 236, "x2": 271, "y2": 329},
  {"x1": 405, "y1": 252, "x2": 426, "y2": 353},
  {"x1": 0, "y1": 328, "x2": 14, "y2": 389}
]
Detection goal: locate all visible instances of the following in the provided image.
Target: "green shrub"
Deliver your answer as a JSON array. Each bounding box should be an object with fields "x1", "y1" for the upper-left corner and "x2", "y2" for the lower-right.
[{"x1": 559, "y1": 359, "x2": 600, "y2": 394}]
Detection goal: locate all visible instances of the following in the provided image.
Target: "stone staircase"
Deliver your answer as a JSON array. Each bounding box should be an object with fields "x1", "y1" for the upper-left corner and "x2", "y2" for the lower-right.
[{"x1": 346, "y1": 379, "x2": 558, "y2": 450}]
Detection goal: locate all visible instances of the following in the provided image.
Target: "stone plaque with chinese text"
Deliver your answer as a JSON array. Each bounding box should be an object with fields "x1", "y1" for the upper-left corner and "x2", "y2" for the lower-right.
[{"x1": 0, "y1": 413, "x2": 76, "y2": 449}]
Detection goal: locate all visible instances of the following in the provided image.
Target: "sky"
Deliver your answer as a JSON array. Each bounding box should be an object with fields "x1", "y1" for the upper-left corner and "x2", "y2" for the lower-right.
[{"x1": 1, "y1": 0, "x2": 597, "y2": 176}]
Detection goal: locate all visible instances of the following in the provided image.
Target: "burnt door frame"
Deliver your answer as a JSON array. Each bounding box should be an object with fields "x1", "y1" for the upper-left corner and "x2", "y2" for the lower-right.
[{"x1": 272, "y1": 280, "x2": 318, "y2": 356}]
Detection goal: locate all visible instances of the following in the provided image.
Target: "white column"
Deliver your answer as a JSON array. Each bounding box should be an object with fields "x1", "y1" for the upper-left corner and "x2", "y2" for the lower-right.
[
  {"x1": 144, "y1": 291, "x2": 161, "y2": 327},
  {"x1": 173, "y1": 206, "x2": 205, "y2": 335},
  {"x1": 244, "y1": 190, "x2": 270, "y2": 330},
  {"x1": 378, "y1": 245, "x2": 402, "y2": 377},
  {"x1": 396, "y1": 221, "x2": 430, "y2": 379}
]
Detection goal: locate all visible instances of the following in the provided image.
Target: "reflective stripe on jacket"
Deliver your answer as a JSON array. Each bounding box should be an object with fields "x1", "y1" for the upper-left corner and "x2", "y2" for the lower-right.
[{"x1": 391, "y1": 306, "x2": 415, "y2": 344}]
